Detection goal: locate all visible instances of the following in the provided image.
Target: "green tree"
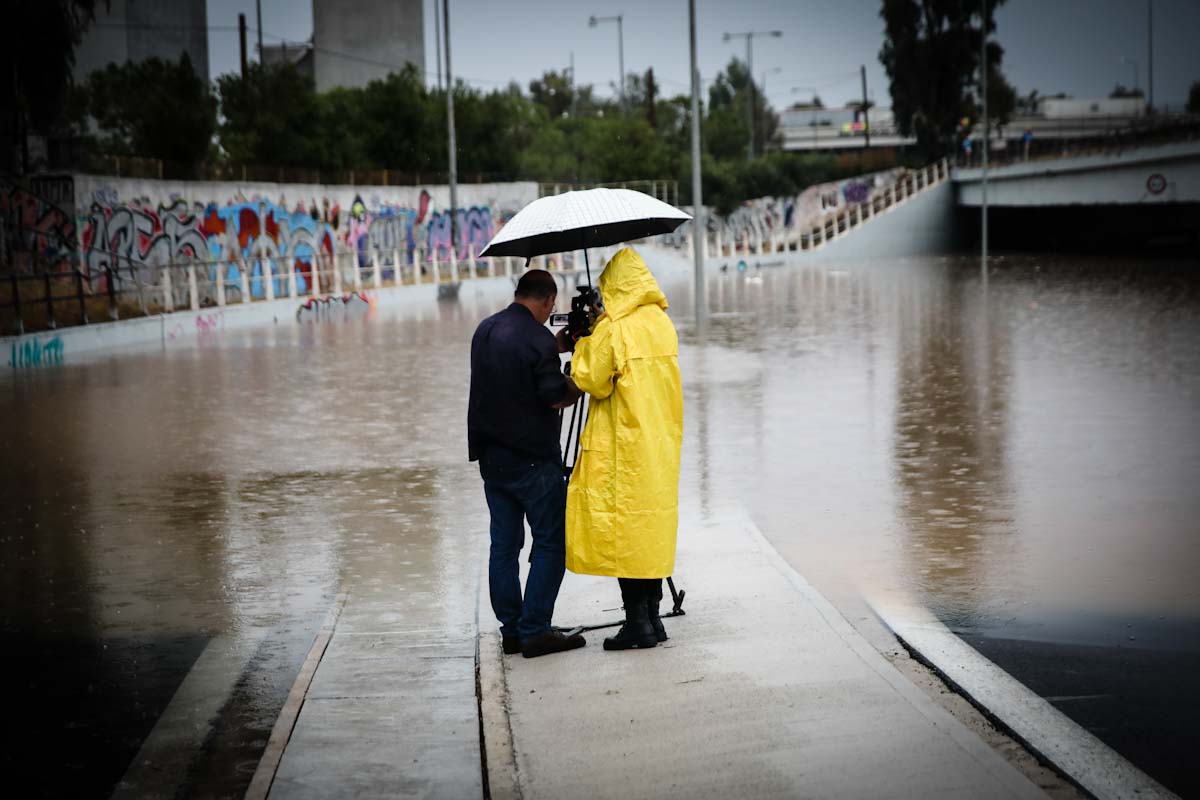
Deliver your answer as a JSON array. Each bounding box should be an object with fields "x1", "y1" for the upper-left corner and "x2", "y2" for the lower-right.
[
  {"x1": 879, "y1": 0, "x2": 1014, "y2": 158},
  {"x1": 1, "y1": 0, "x2": 98, "y2": 172},
  {"x1": 704, "y1": 59, "x2": 779, "y2": 160},
  {"x1": 81, "y1": 54, "x2": 217, "y2": 168},
  {"x1": 217, "y1": 62, "x2": 324, "y2": 167},
  {"x1": 1189, "y1": 81, "x2": 1200, "y2": 113}
]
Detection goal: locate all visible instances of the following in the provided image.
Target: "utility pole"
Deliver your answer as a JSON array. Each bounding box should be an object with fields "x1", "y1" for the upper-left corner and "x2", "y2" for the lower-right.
[
  {"x1": 980, "y1": 2, "x2": 989, "y2": 287},
  {"x1": 860, "y1": 65, "x2": 871, "y2": 149},
  {"x1": 689, "y1": 0, "x2": 705, "y2": 327},
  {"x1": 444, "y1": 0, "x2": 458, "y2": 252},
  {"x1": 255, "y1": 0, "x2": 264, "y2": 64},
  {"x1": 570, "y1": 52, "x2": 577, "y2": 118},
  {"x1": 589, "y1": 15, "x2": 625, "y2": 112},
  {"x1": 723, "y1": 30, "x2": 782, "y2": 159},
  {"x1": 434, "y1": 0, "x2": 443, "y2": 91},
  {"x1": 1147, "y1": 0, "x2": 1154, "y2": 113},
  {"x1": 238, "y1": 14, "x2": 248, "y2": 80}
]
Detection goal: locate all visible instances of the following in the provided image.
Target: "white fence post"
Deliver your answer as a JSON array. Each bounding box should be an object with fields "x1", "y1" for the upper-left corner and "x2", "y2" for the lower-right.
[
  {"x1": 239, "y1": 254, "x2": 251, "y2": 304},
  {"x1": 414, "y1": 246, "x2": 423, "y2": 284},
  {"x1": 263, "y1": 245, "x2": 275, "y2": 302},
  {"x1": 332, "y1": 249, "x2": 343, "y2": 296},
  {"x1": 392, "y1": 248, "x2": 402, "y2": 285},
  {"x1": 287, "y1": 257, "x2": 298, "y2": 299},
  {"x1": 161, "y1": 261, "x2": 174, "y2": 312},
  {"x1": 310, "y1": 252, "x2": 321, "y2": 298},
  {"x1": 187, "y1": 257, "x2": 199, "y2": 310},
  {"x1": 370, "y1": 250, "x2": 380, "y2": 290},
  {"x1": 468, "y1": 247, "x2": 477, "y2": 279},
  {"x1": 432, "y1": 247, "x2": 440, "y2": 284}
]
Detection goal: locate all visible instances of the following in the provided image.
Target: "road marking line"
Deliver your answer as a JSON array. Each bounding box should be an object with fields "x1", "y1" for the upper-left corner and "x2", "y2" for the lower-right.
[{"x1": 244, "y1": 592, "x2": 348, "y2": 800}]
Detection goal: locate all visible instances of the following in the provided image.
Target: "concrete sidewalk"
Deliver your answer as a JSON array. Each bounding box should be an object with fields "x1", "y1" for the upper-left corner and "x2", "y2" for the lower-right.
[{"x1": 482, "y1": 506, "x2": 1049, "y2": 800}]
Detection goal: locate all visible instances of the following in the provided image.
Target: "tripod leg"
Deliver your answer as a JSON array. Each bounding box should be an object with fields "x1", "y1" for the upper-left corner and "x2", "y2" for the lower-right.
[{"x1": 666, "y1": 576, "x2": 686, "y2": 616}]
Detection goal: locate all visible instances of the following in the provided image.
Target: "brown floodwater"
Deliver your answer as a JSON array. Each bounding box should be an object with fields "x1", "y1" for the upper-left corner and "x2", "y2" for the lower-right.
[{"x1": 2, "y1": 250, "x2": 1198, "y2": 797}]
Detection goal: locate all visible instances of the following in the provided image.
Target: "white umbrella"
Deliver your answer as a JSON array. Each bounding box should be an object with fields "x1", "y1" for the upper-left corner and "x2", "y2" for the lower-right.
[{"x1": 479, "y1": 188, "x2": 691, "y2": 281}]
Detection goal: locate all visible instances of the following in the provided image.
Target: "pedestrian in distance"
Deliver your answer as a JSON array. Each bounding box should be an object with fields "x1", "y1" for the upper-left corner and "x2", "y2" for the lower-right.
[
  {"x1": 468, "y1": 269, "x2": 585, "y2": 658},
  {"x1": 565, "y1": 247, "x2": 684, "y2": 650}
]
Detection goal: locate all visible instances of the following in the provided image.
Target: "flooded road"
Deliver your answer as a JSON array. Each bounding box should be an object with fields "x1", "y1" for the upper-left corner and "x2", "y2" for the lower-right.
[{"x1": 3, "y1": 251, "x2": 1198, "y2": 797}]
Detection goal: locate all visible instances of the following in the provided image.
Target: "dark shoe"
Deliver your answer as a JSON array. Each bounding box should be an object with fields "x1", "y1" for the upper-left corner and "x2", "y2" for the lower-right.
[
  {"x1": 502, "y1": 635, "x2": 521, "y2": 655},
  {"x1": 647, "y1": 598, "x2": 668, "y2": 643},
  {"x1": 521, "y1": 629, "x2": 586, "y2": 659},
  {"x1": 603, "y1": 592, "x2": 657, "y2": 651}
]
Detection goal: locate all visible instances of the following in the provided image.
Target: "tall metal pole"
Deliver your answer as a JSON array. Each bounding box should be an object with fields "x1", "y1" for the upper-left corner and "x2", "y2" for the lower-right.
[
  {"x1": 238, "y1": 14, "x2": 248, "y2": 80},
  {"x1": 255, "y1": 0, "x2": 264, "y2": 64},
  {"x1": 689, "y1": 0, "x2": 705, "y2": 327},
  {"x1": 444, "y1": 0, "x2": 458, "y2": 251},
  {"x1": 434, "y1": 0, "x2": 443, "y2": 92},
  {"x1": 1147, "y1": 0, "x2": 1154, "y2": 113},
  {"x1": 860, "y1": 65, "x2": 871, "y2": 149},
  {"x1": 980, "y1": 1, "x2": 989, "y2": 287},
  {"x1": 745, "y1": 37, "x2": 754, "y2": 159},
  {"x1": 617, "y1": 14, "x2": 625, "y2": 113},
  {"x1": 570, "y1": 51, "x2": 577, "y2": 118}
]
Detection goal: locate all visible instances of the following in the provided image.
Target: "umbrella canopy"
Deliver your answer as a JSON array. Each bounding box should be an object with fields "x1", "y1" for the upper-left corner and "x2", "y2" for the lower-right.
[{"x1": 478, "y1": 188, "x2": 691, "y2": 260}]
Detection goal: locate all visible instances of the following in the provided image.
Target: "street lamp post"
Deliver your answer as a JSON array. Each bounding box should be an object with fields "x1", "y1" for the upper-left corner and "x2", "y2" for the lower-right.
[
  {"x1": 759, "y1": 67, "x2": 782, "y2": 156},
  {"x1": 589, "y1": 14, "x2": 625, "y2": 112},
  {"x1": 723, "y1": 30, "x2": 782, "y2": 159},
  {"x1": 1120, "y1": 55, "x2": 1139, "y2": 96}
]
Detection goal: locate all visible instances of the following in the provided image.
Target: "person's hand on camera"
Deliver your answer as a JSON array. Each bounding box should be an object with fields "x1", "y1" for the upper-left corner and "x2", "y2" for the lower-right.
[{"x1": 555, "y1": 326, "x2": 571, "y2": 354}]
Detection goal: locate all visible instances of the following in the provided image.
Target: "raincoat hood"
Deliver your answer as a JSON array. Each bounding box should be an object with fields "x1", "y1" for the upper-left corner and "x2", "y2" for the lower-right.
[{"x1": 598, "y1": 247, "x2": 668, "y2": 321}]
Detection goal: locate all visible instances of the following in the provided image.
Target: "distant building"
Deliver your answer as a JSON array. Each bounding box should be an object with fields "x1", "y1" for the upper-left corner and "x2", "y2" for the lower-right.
[
  {"x1": 262, "y1": 41, "x2": 315, "y2": 83},
  {"x1": 780, "y1": 106, "x2": 915, "y2": 151},
  {"x1": 73, "y1": 0, "x2": 209, "y2": 82},
  {"x1": 312, "y1": 0, "x2": 424, "y2": 92}
]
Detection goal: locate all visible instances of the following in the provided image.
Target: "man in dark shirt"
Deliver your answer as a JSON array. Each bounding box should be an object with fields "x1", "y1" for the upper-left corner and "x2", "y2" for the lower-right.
[{"x1": 468, "y1": 269, "x2": 584, "y2": 658}]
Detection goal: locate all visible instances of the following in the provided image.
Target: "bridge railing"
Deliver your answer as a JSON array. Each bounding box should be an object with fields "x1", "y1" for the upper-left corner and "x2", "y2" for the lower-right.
[{"x1": 670, "y1": 159, "x2": 951, "y2": 259}]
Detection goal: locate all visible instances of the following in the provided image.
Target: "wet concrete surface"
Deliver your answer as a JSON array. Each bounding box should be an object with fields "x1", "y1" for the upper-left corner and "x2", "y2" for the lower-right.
[{"x1": 2, "y1": 250, "x2": 1198, "y2": 796}]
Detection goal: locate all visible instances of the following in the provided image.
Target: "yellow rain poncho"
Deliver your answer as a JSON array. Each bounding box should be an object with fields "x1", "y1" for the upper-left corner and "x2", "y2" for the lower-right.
[{"x1": 566, "y1": 247, "x2": 683, "y2": 578}]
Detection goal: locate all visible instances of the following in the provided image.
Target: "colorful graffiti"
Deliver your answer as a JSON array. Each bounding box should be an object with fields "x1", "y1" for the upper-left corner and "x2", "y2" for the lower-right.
[
  {"x1": 76, "y1": 189, "x2": 500, "y2": 303},
  {"x1": 296, "y1": 292, "x2": 373, "y2": 323},
  {"x1": 9, "y1": 335, "x2": 64, "y2": 368},
  {"x1": 1, "y1": 182, "x2": 77, "y2": 268}
]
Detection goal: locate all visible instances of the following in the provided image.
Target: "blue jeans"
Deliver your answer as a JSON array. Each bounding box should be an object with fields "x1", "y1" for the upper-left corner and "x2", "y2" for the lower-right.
[{"x1": 480, "y1": 458, "x2": 567, "y2": 640}]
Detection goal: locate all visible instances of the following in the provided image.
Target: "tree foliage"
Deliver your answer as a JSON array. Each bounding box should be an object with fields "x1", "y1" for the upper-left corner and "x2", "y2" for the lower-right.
[
  {"x1": 880, "y1": 0, "x2": 1015, "y2": 157},
  {"x1": 1189, "y1": 81, "x2": 1200, "y2": 114},
  {"x1": 54, "y1": 52, "x2": 870, "y2": 210},
  {"x1": 80, "y1": 54, "x2": 216, "y2": 167},
  {"x1": 1, "y1": 0, "x2": 98, "y2": 172}
]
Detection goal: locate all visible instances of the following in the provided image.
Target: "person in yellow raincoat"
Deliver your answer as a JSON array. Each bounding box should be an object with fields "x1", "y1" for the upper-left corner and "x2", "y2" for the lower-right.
[{"x1": 566, "y1": 247, "x2": 683, "y2": 650}]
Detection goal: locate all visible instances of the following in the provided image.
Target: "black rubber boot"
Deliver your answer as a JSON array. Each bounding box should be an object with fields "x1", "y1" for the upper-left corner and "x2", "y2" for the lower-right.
[
  {"x1": 646, "y1": 579, "x2": 668, "y2": 643},
  {"x1": 604, "y1": 581, "x2": 657, "y2": 651}
]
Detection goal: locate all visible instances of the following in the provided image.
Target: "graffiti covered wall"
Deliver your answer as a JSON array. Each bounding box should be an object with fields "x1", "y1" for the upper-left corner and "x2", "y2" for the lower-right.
[
  {"x1": 67, "y1": 175, "x2": 535, "y2": 299},
  {"x1": 676, "y1": 168, "x2": 907, "y2": 251}
]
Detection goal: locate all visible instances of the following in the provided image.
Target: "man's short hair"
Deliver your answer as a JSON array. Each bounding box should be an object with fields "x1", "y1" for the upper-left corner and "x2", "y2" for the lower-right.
[{"x1": 515, "y1": 269, "x2": 558, "y2": 301}]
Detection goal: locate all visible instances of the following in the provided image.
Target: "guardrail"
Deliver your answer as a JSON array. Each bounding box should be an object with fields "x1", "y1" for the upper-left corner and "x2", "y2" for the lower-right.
[{"x1": 685, "y1": 159, "x2": 950, "y2": 258}]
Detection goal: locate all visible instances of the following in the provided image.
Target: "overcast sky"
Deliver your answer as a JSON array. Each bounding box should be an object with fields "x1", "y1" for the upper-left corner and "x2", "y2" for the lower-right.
[{"x1": 207, "y1": 0, "x2": 1200, "y2": 110}]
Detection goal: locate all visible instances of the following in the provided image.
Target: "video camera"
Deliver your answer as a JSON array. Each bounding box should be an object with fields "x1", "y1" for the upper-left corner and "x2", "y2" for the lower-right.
[{"x1": 550, "y1": 285, "x2": 603, "y2": 351}]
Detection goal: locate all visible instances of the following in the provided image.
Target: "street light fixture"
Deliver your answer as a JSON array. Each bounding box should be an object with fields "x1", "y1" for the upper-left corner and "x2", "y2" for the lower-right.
[
  {"x1": 722, "y1": 30, "x2": 783, "y2": 159},
  {"x1": 759, "y1": 67, "x2": 782, "y2": 154},
  {"x1": 1120, "y1": 55, "x2": 1140, "y2": 96},
  {"x1": 589, "y1": 14, "x2": 625, "y2": 113}
]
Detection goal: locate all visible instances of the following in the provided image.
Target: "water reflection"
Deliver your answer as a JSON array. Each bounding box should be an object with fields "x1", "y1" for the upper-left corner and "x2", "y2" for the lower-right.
[{"x1": 891, "y1": 266, "x2": 1018, "y2": 622}]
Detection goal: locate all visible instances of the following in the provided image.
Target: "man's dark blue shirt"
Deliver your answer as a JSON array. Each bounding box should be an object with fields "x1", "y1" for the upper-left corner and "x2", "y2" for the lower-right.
[{"x1": 468, "y1": 303, "x2": 567, "y2": 465}]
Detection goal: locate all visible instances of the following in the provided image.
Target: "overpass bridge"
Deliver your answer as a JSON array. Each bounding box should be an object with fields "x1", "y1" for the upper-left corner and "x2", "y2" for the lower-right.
[
  {"x1": 953, "y1": 139, "x2": 1200, "y2": 249},
  {"x1": 954, "y1": 140, "x2": 1200, "y2": 207}
]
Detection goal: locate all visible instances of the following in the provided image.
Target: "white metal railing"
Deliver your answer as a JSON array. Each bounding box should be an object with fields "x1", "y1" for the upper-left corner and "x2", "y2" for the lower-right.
[{"x1": 682, "y1": 159, "x2": 950, "y2": 260}]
